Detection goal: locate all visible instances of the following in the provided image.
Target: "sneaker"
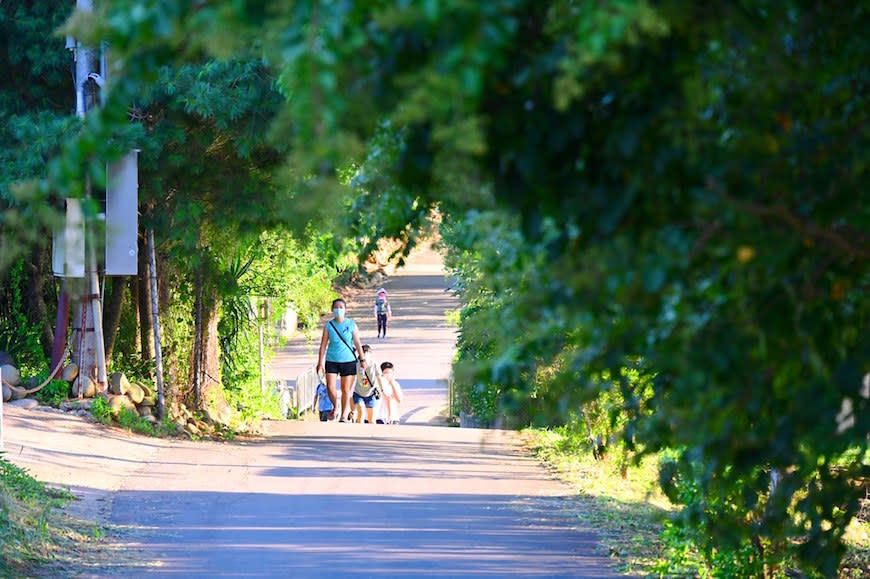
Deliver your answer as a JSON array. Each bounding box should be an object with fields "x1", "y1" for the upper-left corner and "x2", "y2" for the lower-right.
[{"x1": 376, "y1": 419, "x2": 385, "y2": 424}]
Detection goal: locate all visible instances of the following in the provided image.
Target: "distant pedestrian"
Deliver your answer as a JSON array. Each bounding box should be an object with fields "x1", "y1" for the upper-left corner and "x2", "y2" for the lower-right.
[
  {"x1": 379, "y1": 361, "x2": 403, "y2": 424},
  {"x1": 317, "y1": 298, "x2": 366, "y2": 422},
  {"x1": 374, "y1": 288, "x2": 391, "y2": 339},
  {"x1": 354, "y1": 344, "x2": 384, "y2": 424},
  {"x1": 315, "y1": 379, "x2": 334, "y2": 422}
]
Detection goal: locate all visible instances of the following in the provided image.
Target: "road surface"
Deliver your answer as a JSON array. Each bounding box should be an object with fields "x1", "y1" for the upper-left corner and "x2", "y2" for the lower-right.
[{"x1": 3, "y1": 243, "x2": 618, "y2": 577}]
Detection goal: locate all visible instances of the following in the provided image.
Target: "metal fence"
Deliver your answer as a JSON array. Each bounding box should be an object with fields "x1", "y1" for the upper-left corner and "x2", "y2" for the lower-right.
[{"x1": 294, "y1": 365, "x2": 319, "y2": 418}]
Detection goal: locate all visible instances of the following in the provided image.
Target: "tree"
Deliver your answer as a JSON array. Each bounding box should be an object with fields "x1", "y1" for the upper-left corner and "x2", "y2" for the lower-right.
[
  {"x1": 0, "y1": 1, "x2": 76, "y2": 364},
  {"x1": 42, "y1": 0, "x2": 870, "y2": 574}
]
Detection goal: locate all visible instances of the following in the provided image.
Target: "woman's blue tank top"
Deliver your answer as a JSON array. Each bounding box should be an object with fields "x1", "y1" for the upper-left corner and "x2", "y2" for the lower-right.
[{"x1": 325, "y1": 318, "x2": 357, "y2": 363}]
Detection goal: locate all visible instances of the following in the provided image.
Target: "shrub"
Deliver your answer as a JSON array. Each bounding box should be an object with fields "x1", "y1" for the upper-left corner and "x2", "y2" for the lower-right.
[
  {"x1": 35, "y1": 379, "x2": 69, "y2": 408},
  {"x1": 90, "y1": 397, "x2": 111, "y2": 425},
  {"x1": 116, "y1": 407, "x2": 154, "y2": 435}
]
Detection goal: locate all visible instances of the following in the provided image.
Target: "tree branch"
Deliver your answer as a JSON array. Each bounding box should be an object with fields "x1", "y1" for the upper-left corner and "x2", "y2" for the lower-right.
[{"x1": 706, "y1": 178, "x2": 870, "y2": 260}]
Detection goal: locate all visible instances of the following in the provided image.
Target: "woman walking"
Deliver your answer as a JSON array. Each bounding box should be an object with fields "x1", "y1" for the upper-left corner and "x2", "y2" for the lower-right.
[{"x1": 316, "y1": 298, "x2": 366, "y2": 421}]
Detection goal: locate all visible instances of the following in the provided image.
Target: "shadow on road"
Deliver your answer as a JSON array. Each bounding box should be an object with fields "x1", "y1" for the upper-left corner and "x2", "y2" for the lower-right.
[{"x1": 108, "y1": 489, "x2": 617, "y2": 577}]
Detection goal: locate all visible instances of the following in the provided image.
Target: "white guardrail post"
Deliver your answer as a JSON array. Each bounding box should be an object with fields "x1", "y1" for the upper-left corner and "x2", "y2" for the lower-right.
[{"x1": 293, "y1": 365, "x2": 319, "y2": 419}]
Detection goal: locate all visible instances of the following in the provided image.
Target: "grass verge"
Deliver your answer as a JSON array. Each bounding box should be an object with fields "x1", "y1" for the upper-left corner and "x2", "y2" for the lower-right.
[
  {"x1": 522, "y1": 428, "x2": 673, "y2": 576},
  {"x1": 523, "y1": 427, "x2": 870, "y2": 577},
  {"x1": 0, "y1": 455, "x2": 98, "y2": 576}
]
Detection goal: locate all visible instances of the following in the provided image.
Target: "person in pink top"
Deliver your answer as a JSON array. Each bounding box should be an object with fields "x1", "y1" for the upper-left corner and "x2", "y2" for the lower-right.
[{"x1": 373, "y1": 288, "x2": 391, "y2": 339}]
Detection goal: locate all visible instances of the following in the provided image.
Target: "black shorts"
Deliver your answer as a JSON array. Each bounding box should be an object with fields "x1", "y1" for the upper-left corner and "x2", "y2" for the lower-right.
[{"x1": 325, "y1": 360, "x2": 357, "y2": 376}]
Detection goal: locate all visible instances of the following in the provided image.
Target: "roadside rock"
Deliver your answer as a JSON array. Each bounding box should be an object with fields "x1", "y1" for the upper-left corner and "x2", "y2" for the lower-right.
[
  {"x1": 109, "y1": 372, "x2": 131, "y2": 396},
  {"x1": 2, "y1": 383, "x2": 10, "y2": 402},
  {"x1": 72, "y1": 375, "x2": 97, "y2": 398},
  {"x1": 60, "y1": 399, "x2": 92, "y2": 412},
  {"x1": 137, "y1": 382, "x2": 153, "y2": 398},
  {"x1": 199, "y1": 408, "x2": 214, "y2": 424},
  {"x1": 125, "y1": 382, "x2": 144, "y2": 404},
  {"x1": 8, "y1": 398, "x2": 39, "y2": 410},
  {"x1": 62, "y1": 363, "x2": 79, "y2": 382},
  {"x1": 108, "y1": 394, "x2": 137, "y2": 415},
  {"x1": 137, "y1": 405, "x2": 152, "y2": 418},
  {"x1": 1, "y1": 364, "x2": 21, "y2": 387},
  {"x1": 0, "y1": 351, "x2": 13, "y2": 366}
]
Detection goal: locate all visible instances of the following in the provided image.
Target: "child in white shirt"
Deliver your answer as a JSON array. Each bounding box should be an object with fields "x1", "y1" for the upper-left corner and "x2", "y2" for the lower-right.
[{"x1": 378, "y1": 361, "x2": 403, "y2": 424}]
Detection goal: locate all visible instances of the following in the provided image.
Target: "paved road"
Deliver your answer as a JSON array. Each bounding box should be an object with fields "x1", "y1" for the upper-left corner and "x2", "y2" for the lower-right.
[
  {"x1": 3, "y1": 243, "x2": 618, "y2": 577},
  {"x1": 267, "y1": 243, "x2": 457, "y2": 424}
]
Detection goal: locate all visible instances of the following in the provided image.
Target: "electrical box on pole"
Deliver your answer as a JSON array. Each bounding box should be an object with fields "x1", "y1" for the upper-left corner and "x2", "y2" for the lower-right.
[
  {"x1": 105, "y1": 150, "x2": 139, "y2": 275},
  {"x1": 50, "y1": 0, "x2": 139, "y2": 395},
  {"x1": 52, "y1": 199, "x2": 86, "y2": 278}
]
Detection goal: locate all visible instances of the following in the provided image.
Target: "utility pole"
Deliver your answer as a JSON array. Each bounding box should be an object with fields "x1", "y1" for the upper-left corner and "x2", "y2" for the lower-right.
[
  {"x1": 54, "y1": 1, "x2": 139, "y2": 396},
  {"x1": 70, "y1": 0, "x2": 108, "y2": 393}
]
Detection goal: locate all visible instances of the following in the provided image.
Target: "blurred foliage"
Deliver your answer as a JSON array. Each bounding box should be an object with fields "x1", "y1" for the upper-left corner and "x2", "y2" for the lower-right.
[
  {"x1": 12, "y1": 0, "x2": 870, "y2": 575},
  {"x1": 0, "y1": 1, "x2": 74, "y2": 269},
  {"x1": 0, "y1": 262, "x2": 49, "y2": 375}
]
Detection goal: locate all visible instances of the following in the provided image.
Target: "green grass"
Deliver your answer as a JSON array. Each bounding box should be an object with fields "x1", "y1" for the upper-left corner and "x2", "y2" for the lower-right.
[
  {"x1": 0, "y1": 456, "x2": 75, "y2": 574},
  {"x1": 524, "y1": 427, "x2": 870, "y2": 578},
  {"x1": 523, "y1": 428, "x2": 674, "y2": 576}
]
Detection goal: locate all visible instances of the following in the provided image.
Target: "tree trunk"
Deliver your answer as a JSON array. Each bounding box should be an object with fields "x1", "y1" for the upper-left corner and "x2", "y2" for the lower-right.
[
  {"x1": 192, "y1": 267, "x2": 204, "y2": 409},
  {"x1": 103, "y1": 276, "x2": 126, "y2": 361},
  {"x1": 24, "y1": 245, "x2": 54, "y2": 359},
  {"x1": 137, "y1": 233, "x2": 153, "y2": 360},
  {"x1": 189, "y1": 273, "x2": 231, "y2": 420},
  {"x1": 199, "y1": 289, "x2": 222, "y2": 408}
]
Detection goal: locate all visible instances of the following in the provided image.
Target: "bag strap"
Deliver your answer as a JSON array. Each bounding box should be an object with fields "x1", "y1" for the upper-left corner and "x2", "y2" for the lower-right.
[{"x1": 329, "y1": 320, "x2": 357, "y2": 359}]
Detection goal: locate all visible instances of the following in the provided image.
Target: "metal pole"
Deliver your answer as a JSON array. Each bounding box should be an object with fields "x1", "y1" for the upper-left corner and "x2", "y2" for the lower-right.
[
  {"x1": 148, "y1": 229, "x2": 166, "y2": 420},
  {"x1": 258, "y1": 303, "x2": 265, "y2": 394},
  {"x1": 50, "y1": 283, "x2": 70, "y2": 371},
  {"x1": 73, "y1": 0, "x2": 108, "y2": 392},
  {"x1": 89, "y1": 229, "x2": 108, "y2": 390}
]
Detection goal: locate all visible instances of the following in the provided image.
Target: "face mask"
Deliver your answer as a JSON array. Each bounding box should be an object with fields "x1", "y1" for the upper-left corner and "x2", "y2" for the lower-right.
[{"x1": 333, "y1": 307, "x2": 345, "y2": 320}]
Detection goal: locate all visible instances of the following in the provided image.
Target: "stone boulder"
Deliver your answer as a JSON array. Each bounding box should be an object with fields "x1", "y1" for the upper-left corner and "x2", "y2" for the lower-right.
[
  {"x1": 72, "y1": 375, "x2": 97, "y2": 398},
  {"x1": 137, "y1": 405, "x2": 152, "y2": 418},
  {"x1": 184, "y1": 421, "x2": 202, "y2": 437},
  {"x1": 2, "y1": 383, "x2": 11, "y2": 402},
  {"x1": 62, "y1": 363, "x2": 79, "y2": 383},
  {"x1": 109, "y1": 372, "x2": 131, "y2": 396},
  {"x1": 199, "y1": 408, "x2": 214, "y2": 424},
  {"x1": 0, "y1": 351, "x2": 13, "y2": 366},
  {"x1": 60, "y1": 399, "x2": 92, "y2": 412},
  {"x1": 137, "y1": 382, "x2": 153, "y2": 398},
  {"x1": 1, "y1": 364, "x2": 21, "y2": 387},
  {"x1": 8, "y1": 398, "x2": 39, "y2": 410},
  {"x1": 10, "y1": 384, "x2": 27, "y2": 400},
  {"x1": 125, "y1": 382, "x2": 144, "y2": 404},
  {"x1": 108, "y1": 394, "x2": 137, "y2": 415}
]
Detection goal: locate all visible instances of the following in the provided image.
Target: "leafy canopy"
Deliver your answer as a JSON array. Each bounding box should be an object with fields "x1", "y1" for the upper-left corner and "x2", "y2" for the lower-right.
[{"x1": 44, "y1": 0, "x2": 870, "y2": 574}]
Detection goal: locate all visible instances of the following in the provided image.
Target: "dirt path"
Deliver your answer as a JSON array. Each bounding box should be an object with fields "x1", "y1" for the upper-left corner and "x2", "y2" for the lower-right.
[{"x1": 3, "y1": 243, "x2": 619, "y2": 577}]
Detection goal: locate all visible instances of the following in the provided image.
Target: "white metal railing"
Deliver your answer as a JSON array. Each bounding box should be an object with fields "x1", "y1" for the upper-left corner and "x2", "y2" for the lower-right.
[{"x1": 294, "y1": 365, "x2": 319, "y2": 418}]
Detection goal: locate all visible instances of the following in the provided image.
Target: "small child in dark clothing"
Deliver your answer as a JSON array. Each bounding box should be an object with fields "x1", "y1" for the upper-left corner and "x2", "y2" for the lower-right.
[
  {"x1": 374, "y1": 288, "x2": 391, "y2": 339},
  {"x1": 315, "y1": 380, "x2": 335, "y2": 421}
]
